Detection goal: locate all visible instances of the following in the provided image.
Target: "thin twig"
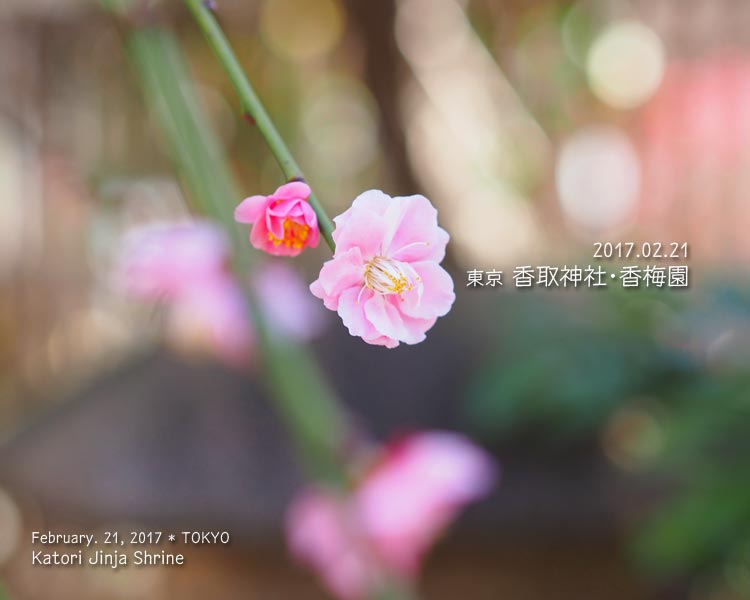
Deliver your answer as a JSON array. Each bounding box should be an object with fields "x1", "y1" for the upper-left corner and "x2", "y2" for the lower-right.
[{"x1": 184, "y1": 0, "x2": 336, "y2": 251}]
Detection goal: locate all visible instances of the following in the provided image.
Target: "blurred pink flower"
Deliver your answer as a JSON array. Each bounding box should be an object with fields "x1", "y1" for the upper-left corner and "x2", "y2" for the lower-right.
[
  {"x1": 119, "y1": 222, "x2": 229, "y2": 300},
  {"x1": 286, "y1": 432, "x2": 496, "y2": 599},
  {"x1": 287, "y1": 490, "x2": 380, "y2": 600},
  {"x1": 166, "y1": 275, "x2": 253, "y2": 367},
  {"x1": 119, "y1": 221, "x2": 325, "y2": 366},
  {"x1": 235, "y1": 181, "x2": 320, "y2": 257},
  {"x1": 310, "y1": 190, "x2": 455, "y2": 348},
  {"x1": 254, "y1": 261, "x2": 327, "y2": 342},
  {"x1": 356, "y1": 432, "x2": 496, "y2": 574}
]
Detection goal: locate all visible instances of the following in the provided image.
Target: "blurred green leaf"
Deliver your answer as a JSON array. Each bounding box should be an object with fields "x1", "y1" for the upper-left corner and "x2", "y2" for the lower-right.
[
  {"x1": 634, "y1": 473, "x2": 750, "y2": 576},
  {"x1": 466, "y1": 280, "x2": 750, "y2": 585},
  {"x1": 465, "y1": 290, "x2": 687, "y2": 440}
]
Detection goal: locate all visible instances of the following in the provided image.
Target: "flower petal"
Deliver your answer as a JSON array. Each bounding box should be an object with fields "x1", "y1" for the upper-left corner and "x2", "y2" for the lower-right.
[
  {"x1": 333, "y1": 189, "x2": 391, "y2": 232},
  {"x1": 310, "y1": 248, "x2": 365, "y2": 311},
  {"x1": 385, "y1": 195, "x2": 449, "y2": 263},
  {"x1": 119, "y1": 221, "x2": 229, "y2": 299},
  {"x1": 355, "y1": 432, "x2": 496, "y2": 573},
  {"x1": 337, "y1": 287, "x2": 387, "y2": 344},
  {"x1": 399, "y1": 262, "x2": 455, "y2": 320},
  {"x1": 300, "y1": 200, "x2": 319, "y2": 228},
  {"x1": 234, "y1": 195, "x2": 268, "y2": 224},
  {"x1": 363, "y1": 295, "x2": 429, "y2": 345},
  {"x1": 249, "y1": 217, "x2": 271, "y2": 250},
  {"x1": 333, "y1": 209, "x2": 388, "y2": 259},
  {"x1": 273, "y1": 181, "x2": 311, "y2": 201},
  {"x1": 266, "y1": 210, "x2": 286, "y2": 240}
]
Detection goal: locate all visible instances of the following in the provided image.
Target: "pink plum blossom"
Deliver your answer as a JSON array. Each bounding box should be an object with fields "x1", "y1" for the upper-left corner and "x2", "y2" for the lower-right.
[
  {"x1": 119, "y1": 221, "x2": 324, "y2": 366},
  {"x1": 286, "y1": 432, "x2": 496, "y2": 599},
  {"x1": 235, "y1": 181, "x2": 319, "y2": 257},
  {"x1": 310, "y1": 190, "x2": 455, "y2": 348},
  {"x1": 287, "y1": 491, "x2": 381, "y2": 600},
  {"x1": 356, "y1": 432, "x2": 496, "y2": 574},
  {"x1": 119, "y1": 222, "x2": 229, "y2": 300},
  {"x1": 166, "y1": 274, "x2": 252, "y2": 367}
]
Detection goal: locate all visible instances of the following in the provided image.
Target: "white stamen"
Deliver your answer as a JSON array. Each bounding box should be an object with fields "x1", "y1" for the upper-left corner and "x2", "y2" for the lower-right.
[{"x1": 364, "y1": 255, "x2": 421, "y2": 298}]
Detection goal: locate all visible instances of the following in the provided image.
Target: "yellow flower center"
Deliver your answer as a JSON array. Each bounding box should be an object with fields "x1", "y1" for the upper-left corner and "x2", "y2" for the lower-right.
[
  {"x1": 267, "y1": 218, "x2": 310, "y2": 250},
  {"x1": 364, "y1": 256, "x2": 419, "y2": 296}
]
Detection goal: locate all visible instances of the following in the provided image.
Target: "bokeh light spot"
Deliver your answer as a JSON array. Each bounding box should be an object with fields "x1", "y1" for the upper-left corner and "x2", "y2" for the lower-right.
[
  {"x1": 260, "y1": 0, "x2": 344, "y2": 63},
  {"x1": 556, "y1": 125, "x2": 640, "y2": 231},
  {"x1": 602, "y1": 405, "x2": 664, "y2": 470},
  {"x1": 587, "y1": 20, "x2": 665, "y2": 110},
  {"x1": 300, "y1": 78, "x2": 378, "y2": 178}
]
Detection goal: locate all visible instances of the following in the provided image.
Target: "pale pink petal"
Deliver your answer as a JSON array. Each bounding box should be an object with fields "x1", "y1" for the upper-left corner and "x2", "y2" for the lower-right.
[
  {"x1": 385, "y1": 195, "x2": 449, "y2": 263},
  {"x1": 333, "y1": 189, "x2": 391, "y2": 233},
  {"x1": 363, "y1": 295, "x2": 427, "y2": 346},
  {"x1": 348, "y1": 189, "x2": 392, "y2": 216},
  {"x1": 366, "y1": 334, "x2": 401, "y2": 349},
  {"x1": 337, "y1": 287, "x2": 387, "y2": 343},
  {"x1": 310, "y1": 279, "x2": 327, "y2": 305},
  {"x1": 333, "y1": 209, "x2": 388, "y2": 259},
  {"x1": 234, "y1": 195, "x2": 269, "y2": 224},
  {"x1": 399, "y1": 262, "x2": 455, "y2": 320},
  {"x1": 310, "y1": 248, "x2": 365, "y2": 310}
]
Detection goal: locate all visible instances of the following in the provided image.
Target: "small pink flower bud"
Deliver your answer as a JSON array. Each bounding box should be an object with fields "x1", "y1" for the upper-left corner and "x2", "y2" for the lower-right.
[{"x1": 235, "y1": 181, "x2": 320, "y2": 257}]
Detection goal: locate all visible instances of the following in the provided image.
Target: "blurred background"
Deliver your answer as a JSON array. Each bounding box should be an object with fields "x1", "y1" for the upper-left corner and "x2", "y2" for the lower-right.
[{"x1": 0, "y1": 0, "x2": 749, "y2": 598}]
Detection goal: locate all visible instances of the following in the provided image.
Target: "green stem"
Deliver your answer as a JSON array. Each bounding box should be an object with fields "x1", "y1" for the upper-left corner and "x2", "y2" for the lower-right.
[
  {"x1": 371, "y1": 582, "x2": 416, "y2": 600},
  {"x1": 184, "y1": 0, "x2": 336, "y2": 252},
  {"x1": 106, "y1": 14, "x2": 350, "y2": 484},
  {"x1": 101, "y1": 5, "x2": 416, "y2": 597}
]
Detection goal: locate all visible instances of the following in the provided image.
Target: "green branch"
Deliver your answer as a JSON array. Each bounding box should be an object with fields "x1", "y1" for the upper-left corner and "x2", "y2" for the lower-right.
[
  {"x1": 104, "y1": 13, "x2": 350, "y2": 485},
  {"x1": 101, "y1": 4, "x2": 417, "y2": 597},
  {"x1": 184, "y1": 0, "x2": 336, "y2": 252}
]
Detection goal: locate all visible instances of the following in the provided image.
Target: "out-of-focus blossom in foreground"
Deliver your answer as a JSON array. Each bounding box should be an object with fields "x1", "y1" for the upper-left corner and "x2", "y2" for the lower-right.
[
  {"x1": 286, "y1": 432, "x2": 496, "y2": 599},
  {"x1": 287, "y1": 492, "x2": 377, "y2": 600},
  {"x1": 119, "y1": 221, "x2": 324, "y2": 365},
  {"x1": 356, "y1": 432, "x2": 496, "y2": 573},
  {"x1": 234, "y1": 181, "x2": 319, "y2": 257},
  {"x1": 119, "y1": 221, "x2": 252, "y2": 366},
  {"x1": 166, "y1": 274, "x2": 252, "y2": 367},
  {"x1": 119, "y1": 222, "x2": 229, "y2": 300},
  {"x1": 254, "y1": 261, "x2": 327, "y2": 342},
  {"x1": 310, "y1": 190, "x2": 455, "y2": 348}
]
